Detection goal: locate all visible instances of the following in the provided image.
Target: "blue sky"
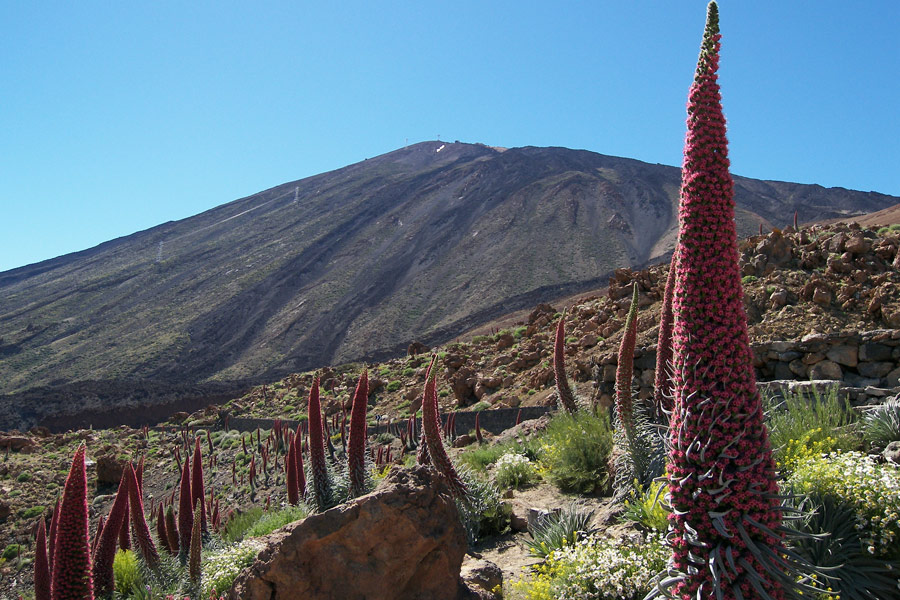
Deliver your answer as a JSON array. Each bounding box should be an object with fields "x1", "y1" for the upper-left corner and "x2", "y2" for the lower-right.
[{"x1": 2, "y1": 1, "x2": 898, "y2": 272}]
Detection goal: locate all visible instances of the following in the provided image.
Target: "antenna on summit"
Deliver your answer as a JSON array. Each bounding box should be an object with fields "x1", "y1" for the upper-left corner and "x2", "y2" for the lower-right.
[
  {"x1": 156, "y1": 241, "x2": 163, "y2": 263},
  {"x1": 294, "y1": 187, "x2": 299, "y2": 203}
]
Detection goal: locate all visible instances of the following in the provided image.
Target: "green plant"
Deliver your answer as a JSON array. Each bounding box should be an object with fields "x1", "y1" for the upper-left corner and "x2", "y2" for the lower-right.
[
  {"x1": 202, "y1": 540, "x2": 261, "y2": 598},
  {"x1": 112, "y1": 549, "x2": 144, "y2": 596},
  {"x1": 512, "y1": 532, "x2": 668, "y2": 600},
  {"x1": 245, "y1": 505, "x2": 308, "y2": 538},
  {"x1": 21, "y1": 505, "x2": 44, "y2": 519},
  {"x1": 862, "y1": 396, "x2": 900, "y2": 448},
  {"x1": 789, "y1": 451, "x2": 900, "y2": 558},
  {"x1": 526, "y1": 504, "x2": 596, "y2": 559},
  {"x1": 493, "y1": 452, "x2": 538, "y2": 490},
  {"x1": 741, "y1": 275, "x2": 758, "y2": 285},
  {"x1": 621, "y1": 480, "x2": 670, "y2": 533},
  {"x1": 469, "y1": 400, "x2": 490, "y2": 411},
  {"x1": 765, "y1": 384, "x2": 861, "y2": 473},
  {"x1": 222, "y1": 507, "x2": 265, "y2": 543},
  {"x1": 386, "y1": 381, "x2": 402, "y2": 392},
  {"x1": 402, "y1": 367, "x2": 416, "y2": 377},
  {"x1": 16, "y1": 471, "x2": 31, "y2": 483},
  {"x1": 1, "y1": 544, "x2": 22, "y2": 560},
  {"x1": 455, "y1": 469, "x2": 510, "y2": 545},
  {"x1": 539, "y1": 409, "x2": 613, "y2": 494},
  {"x1": 514, "y1": 326, "x2": 527, "y2": 338},
  {"x1": 789, "y1": 493, "x2": 900, "y2": 600}
]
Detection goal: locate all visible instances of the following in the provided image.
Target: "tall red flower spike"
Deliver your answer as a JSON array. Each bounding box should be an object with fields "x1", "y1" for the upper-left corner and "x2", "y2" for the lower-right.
[
  {"x1": 307, "y1": 376, "x2": 331, "y2": 510},
  {"x1": 92, "y1": 470, "x2": 131, "y2": 597},
  {"x1": 615, "y1": 284, "x2": 639, "y2": 442},
  {"x1": 553, "y1": 314, "x2": 578, "y2": 413},
  {"x1": 164, "y1": 506, "x2": 180, "y2": 555},
  {"x1": 117, "y1": 491, "x2": 131, "y2": 551},
  {"x1": 347, "y1": 369, "x2": 369, "y2": 498},
  {"x1": 286, "y1": 435, "x2": 299, "y2": 506},
  {"x1": 126, "y1": 462, "x2": 159, "y2": 569},
  {"x1": 189, "y1": 504, "x2": 202, "y2": 586},
  {"x1": 178, "y1": 455, "x2": 193, "y2": 559},
  {"x1": 50, "y1": 445, "x2": 94, "y2": 600},
  {"x1": 653, "y1": 250, "x2": 678, "y2": 421},
  {"x1": 421, "y1": 355, "x2": 468, "y2": 499},
  {"x1": 653, "y1": 4, "x2": 788, "y2": 599},
  {"x1": 295, "y1": 424, "x2": 306, "y2": 497},
  {"x1": 47, "y1": 498, "x2": 60, "y2": 572},
  {"x1": 156, "y1": 505, "x2": 175, "y2": 556},
  {"x1": 191, "y1": 438, "x2": 208, "y2": 534},
  {"x1": 34, "y1": 518, "x2": 51, "y2": 600}
]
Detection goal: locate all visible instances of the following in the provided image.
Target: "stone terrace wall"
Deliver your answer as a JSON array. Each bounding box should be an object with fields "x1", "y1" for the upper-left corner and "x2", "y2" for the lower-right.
[{"x1": 593, "y1": 329, "x2": 900, "y2": 407}]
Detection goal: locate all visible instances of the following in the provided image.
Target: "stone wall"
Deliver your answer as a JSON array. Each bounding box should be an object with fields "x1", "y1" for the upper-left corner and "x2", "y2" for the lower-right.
[{"x1": 593, "y1": 329, "x2": 900, "y2": 406}]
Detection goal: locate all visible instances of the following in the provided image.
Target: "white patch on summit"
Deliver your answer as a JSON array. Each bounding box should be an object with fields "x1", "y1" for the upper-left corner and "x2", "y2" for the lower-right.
[{"x1": 436, "y1": 144, "x2": 445, "y2": 153}]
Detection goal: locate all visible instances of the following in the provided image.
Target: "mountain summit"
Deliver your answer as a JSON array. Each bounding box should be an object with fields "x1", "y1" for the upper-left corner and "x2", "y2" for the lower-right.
[{"x1": 1, "y1": 141, "x2": 896, "y2": 427}]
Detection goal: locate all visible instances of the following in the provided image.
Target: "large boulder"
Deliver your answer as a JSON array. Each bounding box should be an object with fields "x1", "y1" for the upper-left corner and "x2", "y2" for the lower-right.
[{"x1": 228, "y1": 465, "x2": 467, "y2": 600}]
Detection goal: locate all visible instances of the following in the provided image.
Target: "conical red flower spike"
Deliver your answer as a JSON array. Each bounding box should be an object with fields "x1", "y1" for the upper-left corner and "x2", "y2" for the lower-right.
[
  {"x1": 178, "y1": 454, "x2": 193, "y2": 560},
  {"x1": 47, "y1": 498, "x2": 60, "y2": 572},
  {"x1": 286, "y1": 436, "x2": 299, "y2": 506},
  {"x1": 34, "y1": 518, "x2": 51, "y2": 600},
  {"x1": 164, "y1": 506, "x2": 179, "y2": 555},
  {"x1": 421, "y1": 356, "x2": 467, "y2": 499},
  {"x1": 307, "y1": 376, "x2": 331, "y2": 510},
  {"x1": 654, "y1": 250, "x2": 678, "y2": 421},
  {"x1": 553, "y1": 313, "x2": 578, "y2": 413},
  {"x1": 615, "y1": 285, "x2": 639, "y2": 441},
  {"x1": 125, "y1": 463, "x2": 159, "y2": 569},
  {"x1": 92, "y1": 470, "x2": 130, "y2": 597},
  {"x1": 50, "y1": 445, "x2": 94, "y2": 600},
  {"x1": 347, "y1": 369, "x2": 369, "y2": 498}
]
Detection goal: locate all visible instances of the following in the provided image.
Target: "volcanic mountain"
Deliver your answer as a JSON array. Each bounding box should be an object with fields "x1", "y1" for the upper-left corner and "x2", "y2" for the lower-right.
[{"x1": 1, "y1": 141, "x2": 896, "y2": 428}]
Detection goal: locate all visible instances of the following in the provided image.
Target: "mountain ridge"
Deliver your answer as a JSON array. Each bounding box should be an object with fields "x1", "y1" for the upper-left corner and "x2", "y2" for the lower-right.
[{"x1": 1, "y1": 141, "x2": 897, "y2": 428}]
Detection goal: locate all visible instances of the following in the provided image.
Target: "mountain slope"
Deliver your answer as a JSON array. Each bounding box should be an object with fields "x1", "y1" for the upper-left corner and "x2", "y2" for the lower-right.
[{"x1": 1, "y1": 141, "x2": 896, "y2": 424}]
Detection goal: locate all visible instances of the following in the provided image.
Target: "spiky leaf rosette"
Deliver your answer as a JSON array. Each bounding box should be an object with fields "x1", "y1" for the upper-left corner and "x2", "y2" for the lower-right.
[
  {"x1": 307, "y1": 376, "x2": 332, "y2": 511},
  {"x1": 34, "y1": 518, "x2": 51, "y2": 600},
  {"x1": 653, "y1": 4, "x2": 794, "y2": 600},
  {"x1": 191, "y1": 438, "x2": 208, "y2": 534},
  {"x1": 177, "y1": 455, "x2": 193, "y2": 560},
  {"x1": 50, "y1": 445, "x2": 94, "y2": 600},
  {"x1": 347, "y1": 369, "x2": 371, "y2": 498},
  {"x1": 654, "y1": 250, "x2": 678, "y2": 421},
  {"x1": 126, "y1": 463, "x2": 159, "y2": 569},
  {"x1": 553, "y1": 313, "x2": 579, "y2": 413},
  {"x1": 91, "y1": 469, "x2": 131, "y2": 597},
  {"x1": 421, "y1": 355, "x2": 468, "y2": 499}
]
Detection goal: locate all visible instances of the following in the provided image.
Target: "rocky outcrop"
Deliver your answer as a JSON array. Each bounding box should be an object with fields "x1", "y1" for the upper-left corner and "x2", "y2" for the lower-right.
[{"x1": 227, "y1": 465, "x2": 467, "y2": 600}]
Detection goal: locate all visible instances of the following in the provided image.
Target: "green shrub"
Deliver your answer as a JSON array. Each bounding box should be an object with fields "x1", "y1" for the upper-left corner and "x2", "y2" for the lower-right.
[
  {"x1": 471, "y1": 335, "x2": 490, "y2": 344},
  {"x1": 514, "y1": 326, "x2": 527, "y2": 339},
  {"x1": 222, "y1": 506, "x2": 265, "y2": 543},
  {"x1": 741, "y1": 275, "x2": 758, "y2": 284},
  {"x1": 765, "y1": 385, "x2": 861, "y2": 473},
  {"x1": 493, "y1": 452, "x2": 538, "y2": 490},
  {"x1": 621, "y1": 480, "x2": 670, "y2": 533},
  {"x1": 511, "y1": 532, "x2": 668, "y2": 600},
  {"x1": 863, "y1": 396, "x2": 900, "y2": 448},
  {"x1": 20, "y1": 505, "x2": 44, "y2": 519},
  {"x1": 1, "y1": 544, "x2": 22, "y2": 560},
  {"x1": 539, "y1": 410, "x2": 614, "y2": 494},
  {"x1": 245, "y1": 505, "x2": 308, "y2": 538},
  {"x1": 113, "y1": 549, "x2": 144, "y2": 596},
  {"x1": 788, "y1": 451, "x2": 900, "y2": 558},
  {"x1": 386, "y1": 381, "x2": 402, "y2": 392},
  {"x1": 526, "y1": 504, "x2": 596, "y2": 559},
  {"x1": 455, "y1": 469, "x2": 510, "y2": 545},
  {"x1": 469, "y1": 400, "x2": 490, "y2": 411},
  {"x1": 402, "y1": 367, "x2": 416, "y2": 377},
  {"x1": 203, "y1": 540, "x2": 261, "y2": 598},
  {"x1": 16, "y1": 472, "x2": 31, "y2": 483}
]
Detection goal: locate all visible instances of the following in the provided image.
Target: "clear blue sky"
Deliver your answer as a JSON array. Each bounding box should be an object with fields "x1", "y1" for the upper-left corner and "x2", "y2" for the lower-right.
[{"x1": 2, "y1": 1, "x2": 898, "y2": 272}]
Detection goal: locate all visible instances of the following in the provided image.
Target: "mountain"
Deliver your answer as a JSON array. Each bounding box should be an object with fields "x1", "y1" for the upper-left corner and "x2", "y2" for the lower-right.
[{"x1": 1, "y1": 141, "x2": 896, "y2": 429}]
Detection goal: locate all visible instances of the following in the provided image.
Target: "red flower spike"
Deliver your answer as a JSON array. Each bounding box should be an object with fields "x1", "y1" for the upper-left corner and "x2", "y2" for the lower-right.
[
  {"x1": 421, "y1": 356, "x2": 468, "y2": 498},
  {"x1": 553, "y1": 314, "x2": 578, "y2": 413},
  {"x1": 178, "y1": 455, "x2": 193, "y2": 559},
  {"x1": 135, "y1": 455, "x2": 144, "y2": 495},
  {"x1": 662, "y1": 4, "x2": 785, "y2": 599},
  {"x1": 615, "y1": 284, "x2": 639, "y2": 441},
  {"x1": 475, "y1": 413, "x2": 483, "y2": 444},
  {"x1": 192, "y1": 438, "x2": 208, "y2": 534},
  {"x1": 118, "y1": 495, "x2": 131, "y2": 551},
  {"x1": 157, "y1": 505, "x2": 175, "y2": 556},
  {"x1": 126, "y1": 463, "x2": 159, "y2": 569},
  {"x1": 286, "y1": 437, "x2": 299, "y2": 505},
  {"x1": 654, "y1": 250, "x2": 678, "y2": 420},
  {"x1": 295, "y1": 426, "x2": 306, "y2": 497},
  {"x1": 164, "y1": 506, "x2": 179, "y2": 555},
  {"x1": 50, "y1": 445, "x2": 94, "y2": 600},
  {"x1": 92, "y1": 515, "x2": 105, "y2": 557},
  {"x1": 34, "y1": 518, "x2": 51, "y2": 600},
  {"x1": 307, "y1": 376, "x2": 331, "y2": 510},
  {"x1": 47, "y1": 498, "x2": 60, "y2": 572},
  {"x1": 92, "y1": 470, "x2": 130, "y2": 597},
  {"x1": 347, "y1": 369, "x2": 369, "y2": 498},
  {"x1": 188, "y1": 505, "x2": 202, "y2": 586}
]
